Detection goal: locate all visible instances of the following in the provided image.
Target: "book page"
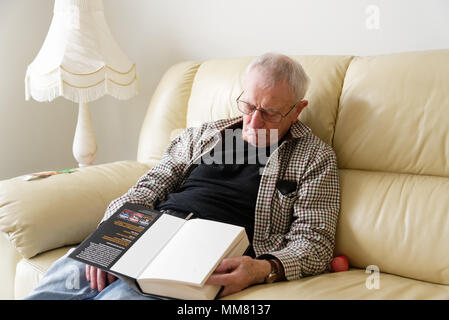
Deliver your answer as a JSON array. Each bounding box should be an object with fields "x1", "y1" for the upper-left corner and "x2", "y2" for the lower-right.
[
  {"x1": 110, "y1": 214, "x2": 185, "y2": 278},
  {"x1": 137, "y1": 232, "x2": 250, "y2": 299},
  {"x1": 138, "y1": 219, "x2": 245, "y2": 286}
]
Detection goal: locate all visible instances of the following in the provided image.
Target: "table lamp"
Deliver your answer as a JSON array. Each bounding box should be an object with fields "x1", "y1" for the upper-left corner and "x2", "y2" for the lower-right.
[{"x1": 25, "y1": 0, "x2": 139, "y2": 167}]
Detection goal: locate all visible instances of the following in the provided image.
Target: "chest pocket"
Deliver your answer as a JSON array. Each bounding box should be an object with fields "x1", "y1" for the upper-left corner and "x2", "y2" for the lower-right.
[{"x1": 270, "y1": 189, "x2": 298, "y2": 234}]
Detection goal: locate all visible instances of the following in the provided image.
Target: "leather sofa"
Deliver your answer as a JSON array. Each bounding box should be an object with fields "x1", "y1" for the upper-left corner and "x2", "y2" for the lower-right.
[{"x1": 1, "y1": 49, "x2": 449, "y2": 299}]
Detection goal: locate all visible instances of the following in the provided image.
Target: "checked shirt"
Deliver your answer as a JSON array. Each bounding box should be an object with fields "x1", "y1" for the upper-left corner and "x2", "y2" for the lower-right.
[{"x1": 101, "y1": 116, "x2": 340, "y2": 280}]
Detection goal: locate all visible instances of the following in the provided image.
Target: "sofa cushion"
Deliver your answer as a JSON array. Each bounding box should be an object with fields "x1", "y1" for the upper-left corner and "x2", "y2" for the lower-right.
[
  {"x1": 332, "y1": 49, "x2": 449, "y2": 287},
  {"x1": 334, "y1": 49, "x2": 449, "y2": 177},
  {"x1": 186, "y1": 55, "x2": 353, "y2": 147},
  {"x1": 335, "y1": 169, "x2": 449, "y2": 286},
  {"x1": 224, "y1": 269, "x2": 449, "y2": 300},
  {"x1": 14, "y1": 246, "x2": 75, "y2": 299},
  {"x1": 0, "y1": 233, "x2": 21, "y2": 299},
  {"x1": 137, "y1": 61, "x2": 201, "y2": 165},
  {"x1": 15, "y1": 246, "x2": 449, "y2": 300},
  {"x1": 0, "y1": 160, "x2": 150, "y2": 259}
]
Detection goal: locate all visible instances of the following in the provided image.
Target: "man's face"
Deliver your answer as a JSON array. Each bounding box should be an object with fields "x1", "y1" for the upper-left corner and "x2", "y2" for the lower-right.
[{"x1": 240, "y1": 67, "x2": 308, "y2": 147}]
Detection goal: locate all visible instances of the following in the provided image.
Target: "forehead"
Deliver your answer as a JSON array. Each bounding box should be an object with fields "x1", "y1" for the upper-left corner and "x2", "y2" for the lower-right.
[{"x1": 243, "y1": 68, "x2": 293, "y2": 108}]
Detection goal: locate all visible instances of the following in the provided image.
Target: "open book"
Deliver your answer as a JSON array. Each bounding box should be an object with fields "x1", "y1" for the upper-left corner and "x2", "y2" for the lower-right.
[{"x1": 69, "y1": 202, "x2": 250, "y2": 300}]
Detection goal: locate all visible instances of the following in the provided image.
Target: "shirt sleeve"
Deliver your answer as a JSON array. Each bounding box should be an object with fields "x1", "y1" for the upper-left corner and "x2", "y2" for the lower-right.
[
  {"x1": 99, "y1": 127, "x2": 198, "y2": 224},
  {"x1": 264, "y1": 144, "x2": 340, "y2": 280}
]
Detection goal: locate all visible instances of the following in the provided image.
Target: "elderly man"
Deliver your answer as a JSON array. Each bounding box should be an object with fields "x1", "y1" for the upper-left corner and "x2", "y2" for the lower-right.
[{"x1": 25, "y1": 53, "x2": 340, "y2": 300}]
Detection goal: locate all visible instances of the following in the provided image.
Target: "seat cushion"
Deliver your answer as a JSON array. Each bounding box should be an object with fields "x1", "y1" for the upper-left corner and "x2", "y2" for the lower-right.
[
  {"x1": 15, "y1": 245, "x2": 449, "y2": 300},
  {"x1": 336, "y1": 169, "x2": 449, "y2": 286},
  {"x1": 14, "y1": 246, "x2": 75, "y2": 299},
  {"x1": 224, "y1": 269, "x2": 449, "y2": 300}
]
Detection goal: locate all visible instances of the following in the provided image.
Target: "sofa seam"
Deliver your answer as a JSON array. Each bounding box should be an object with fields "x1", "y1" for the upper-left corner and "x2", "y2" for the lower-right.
[
  {"x1": 20, "y1": 258, "x2": 47, "y2": 275},
  {"x1": 184, "y1": 61, "x2": 203, "y2": 128},
  {"x1": 339, "y1": 167, "x2": 449, "y2": 180},
  {"x1": 331, "y1": 56, "x2": 355, "y2": 148}
]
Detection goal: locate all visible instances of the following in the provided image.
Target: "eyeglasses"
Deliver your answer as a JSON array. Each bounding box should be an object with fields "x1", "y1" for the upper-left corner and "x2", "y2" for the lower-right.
[{"x1": 236, "y1": 91, "x2": 298, "y2": 123}]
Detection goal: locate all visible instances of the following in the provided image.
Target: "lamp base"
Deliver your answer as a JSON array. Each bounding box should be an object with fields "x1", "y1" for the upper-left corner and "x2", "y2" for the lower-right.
[{"x1": 72, "y1": 102, "x2": 97, "y2": 167}]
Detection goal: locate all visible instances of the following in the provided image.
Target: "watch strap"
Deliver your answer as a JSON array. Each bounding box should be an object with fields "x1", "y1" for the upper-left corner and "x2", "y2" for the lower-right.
[{"x1": 264, "y1": 259, "x2": 280, "y2": 283}]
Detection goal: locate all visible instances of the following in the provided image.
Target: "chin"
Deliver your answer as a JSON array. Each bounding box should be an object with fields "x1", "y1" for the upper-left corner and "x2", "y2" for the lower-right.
[
  {"x1": 247, "y1": 137, "x2": 259, "y2": 146},
  {"x1": 242, "y1": 128, "x2": 273, "y2": 147},
  {"x1": 250, "y1": 135, "x2": 270, "y2": 147},
  {"x1": 242, "y1": 133, "x2": 257, "y2": 146}
]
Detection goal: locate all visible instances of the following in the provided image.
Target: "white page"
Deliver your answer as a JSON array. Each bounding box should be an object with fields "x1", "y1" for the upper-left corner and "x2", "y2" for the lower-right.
[
  {"x1": 138, "y1": 219, "x2": 244, "y2": 286},
  {"x1": 110, "y1": 214, "x2": 185, "y2": 278}
]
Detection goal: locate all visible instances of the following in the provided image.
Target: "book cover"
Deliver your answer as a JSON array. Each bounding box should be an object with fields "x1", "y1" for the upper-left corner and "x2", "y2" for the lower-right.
[{"x1": 69, "y1": 202, "x2": 249, "y2": 300}]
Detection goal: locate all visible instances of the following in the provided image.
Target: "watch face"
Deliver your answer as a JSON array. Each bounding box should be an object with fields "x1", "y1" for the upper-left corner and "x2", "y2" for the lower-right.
[
  {"x1": 266, "y1": 273, "x2": 277, "y2": 283},
  {"x1": 265, "y1": 260, "x2": 279, "y2": 283}
]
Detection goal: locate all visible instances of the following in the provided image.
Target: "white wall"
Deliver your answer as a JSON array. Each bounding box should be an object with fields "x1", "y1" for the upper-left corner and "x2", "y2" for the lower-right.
[{"x1": 1, "y1": 0, "x2": 448, "y2": 180}]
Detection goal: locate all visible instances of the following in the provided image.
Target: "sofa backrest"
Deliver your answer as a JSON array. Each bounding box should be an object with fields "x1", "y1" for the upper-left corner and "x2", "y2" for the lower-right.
[
  {"x1": 334, "y1": 49, "x2": 449, "y2": 286},
  {"x1": 137, "y1": 55, "x2": 353, "y2": 164},
  {"x1": 137, "y1": 49, "x2": 449, "y2": 285}
]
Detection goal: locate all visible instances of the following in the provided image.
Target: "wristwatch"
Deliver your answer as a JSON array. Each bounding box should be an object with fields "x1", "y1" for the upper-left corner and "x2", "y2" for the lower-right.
[{"x1": 264, "y1": 259, "x2": 281, "y2": 283}]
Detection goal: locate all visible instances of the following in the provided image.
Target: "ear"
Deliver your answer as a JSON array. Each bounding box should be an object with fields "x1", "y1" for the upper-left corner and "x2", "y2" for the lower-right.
[{"x1": 293, "y1": 100, "x2": 308, "y2": 120}]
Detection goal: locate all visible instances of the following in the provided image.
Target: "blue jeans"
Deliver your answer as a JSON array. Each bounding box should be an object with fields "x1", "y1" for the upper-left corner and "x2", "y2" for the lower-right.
[{"x1": 24, "y1": 248, "x2": 157, "y2": 300}]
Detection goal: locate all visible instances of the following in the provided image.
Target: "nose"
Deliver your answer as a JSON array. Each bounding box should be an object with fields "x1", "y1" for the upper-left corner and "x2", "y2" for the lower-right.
[{"x1": 249, "y1": 109, "x2": 265, "y2": 128}]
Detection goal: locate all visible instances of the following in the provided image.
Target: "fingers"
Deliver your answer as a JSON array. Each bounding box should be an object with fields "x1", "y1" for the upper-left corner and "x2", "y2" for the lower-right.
[
  {"x1": 85, "y1": 264, "x2": 90, "y2": 281},
  {"x1": 206, "y1": 272, "x2": 234, "y2": 286},
  {"x1": 97, "y1": 268, "x2": 107, "y2": 292},
  {"x1": 206, "y1": 256, "x2": 256, "y2": 298},
  {"x1": 207, "y1": 274, "x2": 240, "y2": 298},
  {"x1": 90, "y1": 266, "x2": 97, "y2": 290},
  {"x1": 107, "y1": 273, "x2": 117, "y2": 285},
  {"x1": 89, "y1": 267, "x2": 106, "y2": 291},
  {"x1": 213, "y1": 258, "x2": 240, "y2": 274},
  {"x1": 86, "y1": 265, "x2": 116, "y2": 292},
  {"x1": 206, "y1": 273, "x2": 236, "y2": 298},
  {"x1": 218, "y1": 285, "x2": 234, "y2": 298},
  {"x1": 207, "y1": 257, "x2": 245, "y2": 286}
]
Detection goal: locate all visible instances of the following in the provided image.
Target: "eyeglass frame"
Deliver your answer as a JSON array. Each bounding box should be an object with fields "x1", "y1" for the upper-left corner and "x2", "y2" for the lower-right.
[{"x1": 236, "y1": 91, "x2": 300, "y2": 123}]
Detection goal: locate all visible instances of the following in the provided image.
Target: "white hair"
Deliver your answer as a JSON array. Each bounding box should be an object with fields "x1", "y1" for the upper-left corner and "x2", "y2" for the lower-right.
[{"x1": 245, "y1": 52, "x2": 310, "y2": 102}]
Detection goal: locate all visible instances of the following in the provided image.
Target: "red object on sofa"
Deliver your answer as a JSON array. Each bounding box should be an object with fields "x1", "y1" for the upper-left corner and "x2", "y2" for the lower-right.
[{"x1": 330, "y1": 255, "x2": 349, "y2": 272}]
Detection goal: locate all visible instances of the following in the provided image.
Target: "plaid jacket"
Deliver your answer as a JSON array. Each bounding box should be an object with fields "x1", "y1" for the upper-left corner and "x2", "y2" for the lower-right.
[{"x1": 101, "y1": 116, "x2": 340, "y2": 281}]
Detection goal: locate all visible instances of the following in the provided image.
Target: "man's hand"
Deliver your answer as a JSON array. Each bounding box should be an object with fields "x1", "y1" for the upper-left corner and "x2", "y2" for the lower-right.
[
  {"x1": 206, "y1": 256, "x2": 271, "y2": 298},
  {"x1": 85, "y1": 265, "x2": 117, "y2": 292}
]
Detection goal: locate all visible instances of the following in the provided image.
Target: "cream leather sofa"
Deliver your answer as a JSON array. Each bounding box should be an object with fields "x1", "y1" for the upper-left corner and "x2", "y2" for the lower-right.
[{"x1": 1, "y1": 49, "x2": 449, "y2": 300}]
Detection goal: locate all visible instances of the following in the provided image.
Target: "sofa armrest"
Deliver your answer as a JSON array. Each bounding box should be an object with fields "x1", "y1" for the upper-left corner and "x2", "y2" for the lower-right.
[
  {"x1": 0, "y1": 160, "x2": 150, "y2": 259},
  {"x1": 0, "y1": 232, "x2": 21, "y2": 299}
]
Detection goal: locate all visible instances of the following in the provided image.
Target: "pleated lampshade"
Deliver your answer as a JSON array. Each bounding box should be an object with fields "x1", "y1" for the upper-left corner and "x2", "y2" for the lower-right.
[{"x1": 25, "y1": 0, "x2": 139, "y2": 103}]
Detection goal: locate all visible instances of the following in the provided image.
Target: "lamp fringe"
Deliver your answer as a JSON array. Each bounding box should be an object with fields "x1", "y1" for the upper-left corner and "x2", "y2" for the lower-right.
[{"x1": 25, "y1": 74, "x2": 139, "y2": 103}]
